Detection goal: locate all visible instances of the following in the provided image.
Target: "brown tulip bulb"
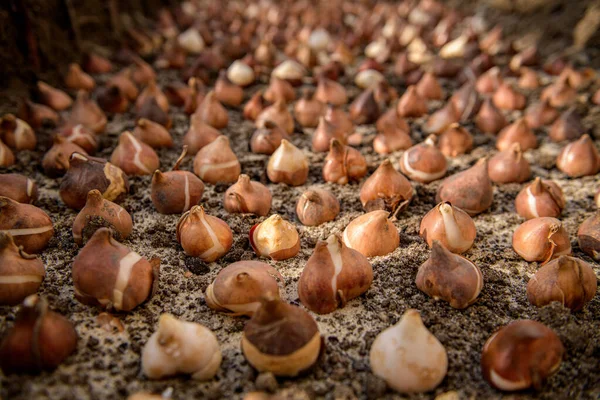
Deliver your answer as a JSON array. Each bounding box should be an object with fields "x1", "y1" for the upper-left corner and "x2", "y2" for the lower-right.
[
  {"x1": 224, "y1": 174, "x2": 272, "y2": 216},
  {"x1": 527, "y1": 255, "x2": 597, "y2": 312},
  {"x1": 0, "y1": 114, "x2": 36, "y2": 150},
  {"x1": 205, "y1": 261, "x2": 284, "y2": 316},
  {"x1": 244, "y1": 91, "x2": 268, "y2": 121},
  {"x1": 299, "y1": 234, "x2": 373, "y2": 314},
  {"x1": 256, "y1": 100, "x2": 294, "y2": 134},
  {"x1": 195, "y1": 91, "x2": 229, "y2": 129},
  {"x1": 65, "y1": 63, "x2": 95, "y2": 91},
  {"x1": 215, "y1": 70, "x2": 244, "y2": 107},
  {"x1": 137, "y1": 95, "x2": 171, "y2": 128},
  {"x1": 18, "y1": 99, "x2": 59, "y2": 129},
  {"x1": 0, "y1": 174, "x2": 37, "y2": 204},
  {"x1": 241, "y1": 296, "x2": 321, "y2": 377},
  {"x1": 450, "y1": 83, "x2": 481, "y2": 122},
  {"x1": 376, "y1": 107, "x2": 409, "y2": 133},
  {"x1": 111, "y1": 131, "x2": 160, "y2": 176},
  {"x1": 267, "y1": 140, "x2": 308, "y2": 186},
  {"x1": 549, "y1": 107, "x2": 584, "y2": 143},
  {"x1": 439, "y1": 123, "x2": 474, "y2": 157},
  {"x1": 509, "y1": 46, "x2": 539, "y2": 71},
  {"x1": 68, "y1": 91, "x2": 107, "y2": 134},
  {"x1": 515, "y1": 178, "x2": 565, "y2": 220},
  {"x1": 492, "y1": 83, "x2": 526, "y2": 111},
  {"x1": 373, "y1": 80, "x2": 398, "y2": 106},
  {"x1": 96, "y1": 85, "x2": 129, "y2": 114},
  {"x1": 36, "y1": 81, "x2": 72, "y2": 111},
  {"x1": 416, "y1": 72, "x2": 442, "y2": 100},
  {"x1": 556, "y1": 134, "x2": 600, "y2": 177},
  {"x1": 177, "y1": 205, "x2": 232, "y2": 261},
  {"x1": 107, "y1": 69, "x2": 139, "y2": 101},
  {"x1": 184, "y1": 114, "x2": 220, "y2": 155},
  {"x1": 343, "y1": 210, "x2": 399, "y2": 257},
  {"x1": 0, "y1": 196, "x2": 53, "y2": 254},
  {"x1": 0, "y1": 295, "x2": 77, "y2": 373},
  {"x1": 578, "y1": 211, "x2": 600, "y2": 260},
  {"x1": 349, "y1": 89, "x2": 380, "y2": 124},
  {"x1": 73, "y1": 190, "x2": 133, "y2": 246},
  {"x1": 324, "y1": 104, "x2": 354, "y2": 136},
  {"x1": 82, "y1": 52, "x2": 112, "y2": 74},
  {"x1": 152, "y1": 146, "x2": 204, "y2": 214},
  {"x1": 314, "y1": 77, "x2": 347, "y2": 106},
  {"x1": 42, "y1": 136, "x2": 87, "y2": 178},
  {"x1": 400, "y1": 135, "x2": 447, "y2": 183},
  {"x1": 296, "y1": 189, "x2": 340, "y2": 226},
  {"x1": 482, "y1": 320, "x2": 564, "y2": 391},
  {"x1": 264, "y1": 77, "x2": 296, "y2": 104},
  {"x1": 397, "y1": 86, "x2": 427, "y2": 118},
  {"x1": 294, "y1": 89, "x2": 324, "y2": 128},
  {"x1": 374, "y1": 124, "x2": 413, "y2": 154},
  {"x1": 72, "y1": 228, "x2": 158, "y2": 311},
  {"x1": 323, "y1": 139, "x2": 367, "y2": 184},
  {"x1": 394, "y1": 52, "x2": 419, "y2": 76},
  {"x1": 0, "y1": 139, "x2": 15, "y2": 166},
  {"x1": 496, "y1": 118, "x2": 537, "y2": 152},
  {"x1": 513, "y1": 217, "x2": 571, "y2": 263},
  {"x1": 541, "y1": 76, "x2": 576, "y2": 108},
  {"x1": 488, "y1": 143, "x2": 531, "y2": 184},
  {"x1": 360, "y1": 159, "x2": 413, "y2": 212},
  {"x1": 130, "y1": 56, "x2": 156, "y2": 86},
  {"x1": 133, "y1": 118, "x2": 173, "y2": 149},
  {"x1": 250, "y1": 120, "x2": 289, "y2": 155},
  {"x1": 524, "y1": 100, "x2": 558, "y2": 129},
  {"x1": 249, "y1": 215, "x2": 300, "y2": 260},
  {"x1": 518, "y1": 67, "x2": 540, "y2": 89},
  {"x1": 193, "y1": 135, "x2": 240, "y2": 184},
  {"x1": 416, "y1": 241, "x2": 483, "y2": 308},
  {"x1": 436, "y1": 159, "x2": 493, "y2": 216},
  {"x1": 420, "y1": 202, "x2": 476, "y2": 254},
  {"x1": 0, "y1": 232, "x2": 45, "y2": 305},
  {"x1": 425, "y1": 101, "x2": 459, "y2": 135},
  {"x1": 475, "y1": 67, "x2": 502, "y2": 94},
  {"x1": 593, "y1": 87, "x2": 600, "y2": 105},
  {"x1": 60, "y1": 153, "x2": 129, "y2": 210},
  {"x1": 60, "y1": 124, "x2": 98, "y2": 153},
  {"x1": 136, "y1": 80, "x2": 169, "y2": 114},
  {"x1": 182, "y1": 77, "x2": 206, "y2": 115}
]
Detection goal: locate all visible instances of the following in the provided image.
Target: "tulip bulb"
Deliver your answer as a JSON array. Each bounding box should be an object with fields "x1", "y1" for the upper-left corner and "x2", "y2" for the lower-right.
[
  {"x1": 249, "y1": 215, "x2": 300, "y2": 260},
  {"x1": 549, "y1": 107, "x2": 584, "y2": 143},
  {"x1": 264, "y1": 77, "x2": 295, "y2": 104},
  {"x1": 294, "y1": 89, "x2": 324, "y2": 128},
  {"x1": 488, "y1": 143, "x2": 531, "y2": 184},
  {"x1": 178, "y1": 28, "x2": 205, "y2": 54},
  {"x1": 256, "y1": 100, "x2": 294, "y2": 134},
  {"x1": 420, "y1": 202, "x2": 476, "y2": 254},
  {"x1": 343, "y1": 210, "x2": 399, "y2": 257},
  {"x1": 355, "y1": 69, "x2": 384, "y2": 89},
  {"x1": 314, "y1": 77, "x2": 347, "y2": 106},
  {"x1": 512, "y1": 217, "x2": 571, "y2": 264},
  {"x1": 424, "y1": 101, "x2": 458, "y2": 135},
  {"x1": 224, "y1": 174, "x2": 272, "y2": 216},
  {"x1": 0, "y1": 114, "x2": 36, "y2": 151},
  {"x1": 541, "y1": 76, "x2": 576, "y2": 108},
  {"x1": 515, "y1": 178, "x2": 565, "y2": 220},
  {"x1": 68, "y1": 91, "x2": 107, "y2": 134},
  {"x1": 195, "y1": 91, "x2": 229, "y2": 129},
  {"x1": 397, "y1": 86, "x2": 427, "y2": 118},
  {"x1": 496, "y1": 118, "x2": 537, "y2": 152},
  {"x1": 578, "y1": 211, "x2": 600, "y2": 260},
  {"x1": 111, "y1": 131, "x2": 160, "y2": 176},
  {"x1": 370, "y1": 309, "x2": 448, "y2": 393},
  {"x1": 373, "y1": 124, "x2": 413, "y2": 154},
  {"x1": 416, "y1": 72, "x2": 442, "y2": 100},
  {"x1": 524, "y1": 100, "x2": 558, "y2": 129},
  {"x1": 42, "y1": 136, "x2": 87, "y2": 178},
  {"x1": 360, "y1": 159, "x2": 413, "y2": 212},
  {"x1": 0, "y1": 139, "x2": 15, "y2": 166},
  {"x1": 556, "y1": 134, "x2": 600, "y2": 177},
  {"x1": 193, "y1": 135, "x2": 241, "y2": 184},
  {"x1": 215, "y1": 70, "x2": 244, "y2": 107},
  {"x1": 296, "y1": 189, "x2": 340, "y2": 226},
  {"x1": 60, "y1": 124, "x2": 98, "y2": 154},
  {"x1": 244, "y1": 91, "x2": 267, "y2": 122},
  {"x1": 323, "y1": 139, "x2": 367, "y2": 184},
  {"x1": 184, "y1": 114, "x2": 220, "y2": 154},
  {"x1": 142, "y1": 314, "x2": 221, "y2": 380},
  {"x1": 176, "y1": 205, "x2": 233, "y2": 262},
  {"x1": 0, "y1": 196, "x2": 54, "y2": 254},
  {"x1": 133, "y1": 118, "x2": 173, "y2": 149},
  {"x1": 267, "y1": 140, "x2": 308, "y2": 186},
  {"x1": 36, "y1": 81, "x2": 72, "y2": 111},
  {"x1": 271, "y1": 60, "x2": 306, "y2": 86},
  {"x1": 227, "y1": 60, "x2": 255, "y2": 87},
  {"x1": 0, "y1": 232, "x2": 45, "y2": 305},
  {"x1": 0, "y1": 174, "x2": 38, "y2": 204},
  {"x1": 436, "y1": 159, "x2": 493, "y2": 216},
  {"x1": 400, "y1": 135, "x2": 447, "y2": 183},
  {"x1": 439, "y1": 123, "x2": 474, "y2": 157},
  {"x1": 299, "y1": 234, "x2": 373, "y2": 314},
  {"x1": 65, "y1": 63, "x2": 95, "y2": 91}
]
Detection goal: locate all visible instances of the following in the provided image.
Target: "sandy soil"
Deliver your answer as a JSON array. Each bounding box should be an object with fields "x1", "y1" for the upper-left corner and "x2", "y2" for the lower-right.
[{"x1": 1, "y1": 14, "x2": 600, "y2": 400}]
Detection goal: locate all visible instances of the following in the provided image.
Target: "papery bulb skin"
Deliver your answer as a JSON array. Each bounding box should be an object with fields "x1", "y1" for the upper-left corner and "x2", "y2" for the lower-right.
[
  {"x1": 184, "y1": 114, "x2": 220, "y2": 155},
  {"x1": 578, "y1": 211, "x2": 600, "y2": 260},
  {"x1": 256, "y1": 100, "x2": 294, "y2": 134},
  {"x1": 488, "y1": 143, "x2": 531, "y2": 184},
  {"x1": 296, "y1": 189, "x2": 340, "y2": 226},
  {"x1": 215, "y1": 70, "x2": 244, "y2": 107},
  {"x1": 36, "y1": 81, "x2": 72, "y2": 111},
  {"x1": 299, "y1": 234, "x2": 373, "y2": 314},
  {"x1": 436, "y1": 159, "x2": 493, "y2": 216},
  {"x1": 60, "y1": 124, "x2": 98, "y2": 154},
  {"x1": 450, "y1": 82, "x2": 481, "y2": 122},
  {"x1": 438, "y1": 123, "x2": 474, "y2": 157},
  {"x1": 194, "y1": 91, "x2": 229, "y2": 129},
  {"x1": 42, "y1": 136, "x2": 87, "y2": 178},
  {"x1": 549, "y1": 107, "x2": 584, "y2": 143},
  {"x1": 496, "y1": 118, "x2": 537, "y2": 152},
  {"x1": 271, "y1": 60, "x2": 307, "y2": 86},
  {"x1": 400, "y1": 135, "x2": 447, "y2": 183},
  {"x1": 135, "y1": 80, "x2": 169, "y2": 114},
  {"x1": 420, "y1": 202, "x2": 476, "y2": 254},
  {"x1": 322, "y1": 139, "x2": 367, "y2": 184},
  {"x1": 0, "y1": 174, "x2": 38, "y2": 204},
  {"x1": 0, "y1": 196, "x2": 54, "y2": 254},
  {"x1": 0, "y1": 233, "x2": 45, "y2": 305},
  {"x1": 110, "y1": 131, "x2": 160, "y2": 176},
  {"x1": 249, "y1": 215, "x2": 300, "y2": 261},
  {"x1": 349, "y1": 89, "x2": 380, "y2": 125},
  {"x1": 397, "y1": 86, "x2": 427, "y2": 118},
  {"x1": 193, "y1": 136, "x2": 241, "y2": 184},
  {"x1": 512, "y1": 217, "x2": 571, "y2": 264},
  {"x1": 416, "y1": 241, "x2": 483, "y2": 308},
  {"x1": 524, "y1": 100, "x2": 558, "y2": 129},
  {"x1": 267, "y1": 140, "x2": 308, "y2": 186},
  {"x1": 314, "y1": 76, "x2": 348, "y2": 106},
  {"x1": 141, "y1": 314, "x2": 222, "y2": 380},
  {"x1": 527, "y1": 255, "x2": 597, "y2": 312},
  {"x1": 0, "y1": 295, "x2": 77, "y2": 374},
  {"x1": 355, "y1": 69, "x2": 384, "y2": 89},
  {"x1": 241, "y1": 296, "x2": 322, "y2": 377},
  {"x1": 515, "y1": 178, "x2": 565, "y2": 220},
  {"x1": 416, "y1": 72, "x2": 442, "y2": 100},
  {"x1": 223, "y1": 174, "x2": 272, "y2": 217},
  {"x1": 481, "y1": 320, "x2": 564, "y2": 391},
  {"x1": 425, "y1": 101, "x2": 458, "y2": 135},
  {"x1": 176, "y1": 205, "x2": 233, "y2": 262},
  {"x1": 0, "y1": 139, "x2": 15, "y2": 167},
  {"x1": 360, "y1": 159, "x2": 413, "y2": 212},
  {"x1": 59, "y1": 153, "x2": 129, "y2": 210},
  {"x1": 244, "y1": 91, "x2": 268, "y2": 122},
  {"x1": 73, "y1": 189, "x2": 133, "y2": 246},
  {"x1": 370, "y1": 309, "x2": 448, "y2": 393},
  {"x1": 133, "y1": 118, "x2": 173, "y2": 149},
  {"x1": 342, "y1": 210, "x2": 399, "y2": 257},
  {"x1": 250, "y1": 121, "x2": 289, "y2": 155},
  {"x1": 0, "y1": 114, "x2": 36, "y2": 151},
  {"x1": 556, "y1": 135, "x2": 600, "y2": 178},
  {"x1": 65, "y1": 63, "x2": 95, "y2": 91},
  {"x1": 136, "y1": 97, "x2": 171, "y2": 129},
  {"x1": 68, "y1": 91, "x2": 107, "y2": 134},
  {"x1": 294, "y1": 89, "x2": 324, "y2": 128},
  {"x1": 72, "y1": 228, "x2": 157, "y2": 311},
  {"x1": 205, "y1": 261, "x2": 284, "y2": 316},
  {"x1": 264, "y1": 77, "x2": 295, "y2": 104},
  {"x1": 96, "y1": 85, "x2": 129, "y2": 114},
  {"x1": 178, "y1": 28, "x2": 205, "y2": 54}
]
